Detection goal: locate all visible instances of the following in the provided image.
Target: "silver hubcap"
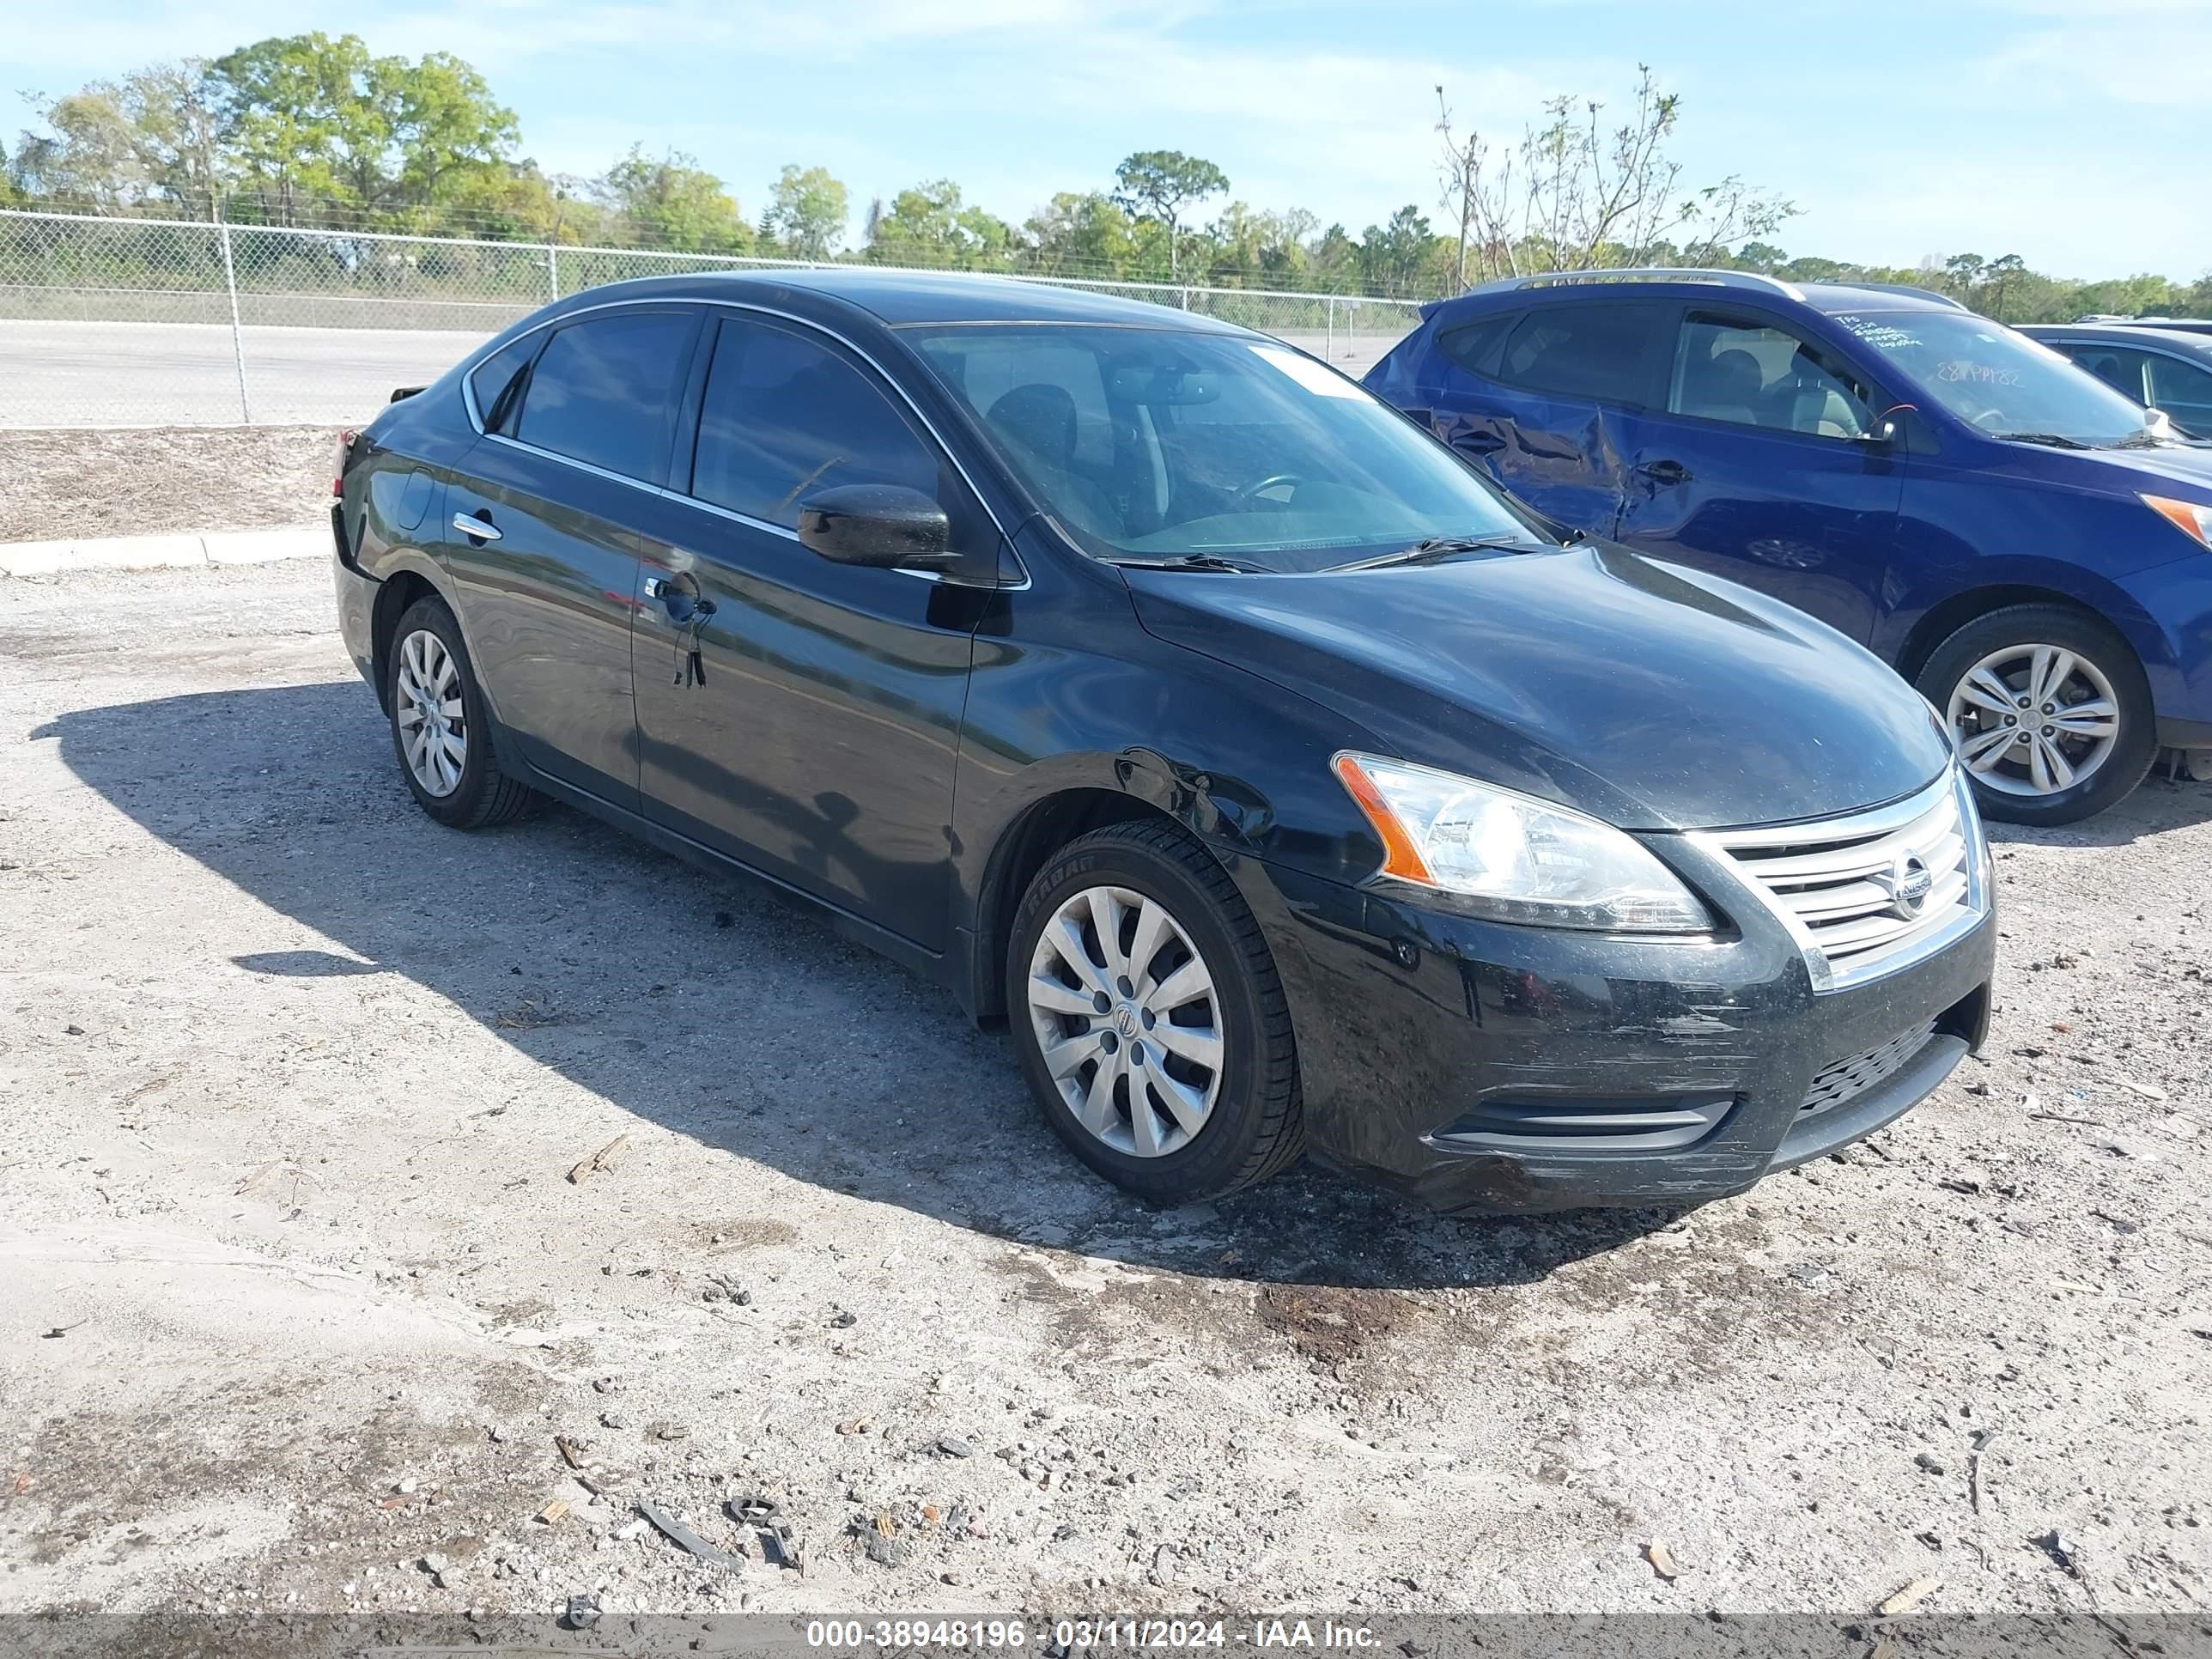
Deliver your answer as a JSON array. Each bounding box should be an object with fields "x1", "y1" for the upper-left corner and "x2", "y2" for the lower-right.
[
  {"x1": 395, "y1": 629, "x2": 466, "y2": 798},
  {"x1": 1948, "y1": 644, "x2": 2120, "y2": 798},
  {"x1": 1026, "y1": 884, "x2": 1224, "y2": 1158}
]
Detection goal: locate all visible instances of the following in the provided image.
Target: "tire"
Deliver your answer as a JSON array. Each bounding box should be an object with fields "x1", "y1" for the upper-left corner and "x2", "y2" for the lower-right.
[
  {"x1": 386, "y1": 597, "x2": 538, "y2": 830},
  {"x1": 1915, "y1": 603, "x2": 2156, "y2": 827},
  {"x1": 1005, "y1": 820, "x2": 1304, "y2": 1205}
]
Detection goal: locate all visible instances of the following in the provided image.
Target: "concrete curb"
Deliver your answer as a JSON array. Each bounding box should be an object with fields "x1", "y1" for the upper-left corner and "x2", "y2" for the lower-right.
[{"x1": 0, "y1": 524, "x2": 325, "y2": 578}]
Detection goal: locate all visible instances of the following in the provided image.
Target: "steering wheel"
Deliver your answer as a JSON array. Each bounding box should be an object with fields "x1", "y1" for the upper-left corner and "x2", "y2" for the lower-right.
[
  {"x1": 1239, "y1": 473, "x2": 1302, "y2": 502},
  {"x1": 1969, "y1": 407, "x2": 2008, "y2": 433}
]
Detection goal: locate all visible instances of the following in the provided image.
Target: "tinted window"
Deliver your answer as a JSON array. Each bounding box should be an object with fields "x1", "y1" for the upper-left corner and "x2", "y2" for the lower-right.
[
  {"x1": 2147, "y1": 352, "x2": 2212, "y2": 408},
  {"x1": 1495, "y1": 303, "x2": 1668, "y2": 402},
  {"x1": 690, "y1": 317, "x2": 939, "y2": 526},
  {"x1": 2061, "y1": 343, "x2": 2152, "y2": 401},
  {"x1": 469, "y1": 334, "x2": 539, "y2": 434},
  {"x1": 514, "y1": 310, "x2": 697, "y2": 483},
  {"x1": 1670, "y1": 313, "x2": 1875, "y2": 439},
  {"x1": 1436, "y1": 312, "x2": 1516, "y2": 378}
]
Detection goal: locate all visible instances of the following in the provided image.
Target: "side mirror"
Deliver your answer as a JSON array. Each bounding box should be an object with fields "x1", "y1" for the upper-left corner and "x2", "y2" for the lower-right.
[
  {"x1": 1858, "y1": 402, "x2": 1917, "y2": 446},
  {"x1": 796, "y1": 483, "x2": 956, "y2": 570},
  {"x1": 2146, "y1": 407, "x2": 2177, "y2": 440}
]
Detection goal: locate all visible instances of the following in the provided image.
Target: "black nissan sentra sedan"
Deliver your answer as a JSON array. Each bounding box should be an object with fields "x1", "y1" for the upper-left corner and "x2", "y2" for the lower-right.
[{"x1": 332, "y1": 270, "x2": 1996, "y2": 1213}]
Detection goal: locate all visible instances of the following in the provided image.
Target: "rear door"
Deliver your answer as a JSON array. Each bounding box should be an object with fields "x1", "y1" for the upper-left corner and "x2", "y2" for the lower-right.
[
  {"x1": 441, "y1": 306, "x2": 703, "y2": 809},
  {"x1": 622, "y1": 310, "x2": 995, "y2": 951},
  {"x1": 1608, "y1": 305, "x2": 1904, "y2": 641},
  {"x1": 1423, "y1": 300, "x2": 1673, "y2": 535}
]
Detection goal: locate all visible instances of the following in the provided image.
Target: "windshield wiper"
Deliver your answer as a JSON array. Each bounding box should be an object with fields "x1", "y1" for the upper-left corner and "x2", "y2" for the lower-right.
[
  {"x1": 1103, "y1": 553, "x2": 1273, "y2": 574},
  {"x1": 1332, "y1": 534, "x2": 1546, "y2": 573},
  {"x1": 1993, "y1": 431, "x2": 2094, "y2": 450}
]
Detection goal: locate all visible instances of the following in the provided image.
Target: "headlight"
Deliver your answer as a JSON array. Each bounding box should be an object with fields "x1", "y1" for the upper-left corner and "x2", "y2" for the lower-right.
[
  {"x1": 2143, "y1": 494, "x2": 2212, "y2": 550},
  {"x1": 1331, "y1": 752, "x2": 1713, "y2": 933}
]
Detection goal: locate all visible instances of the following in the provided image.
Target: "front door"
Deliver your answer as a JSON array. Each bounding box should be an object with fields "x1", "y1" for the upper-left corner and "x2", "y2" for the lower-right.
[
  {"x1": 626, "y1": 311, "x2": 994, "y2": 952},
  {"x1": 1609, "y1": 306, "x2": 1904, "y2": 641},
  {"x1": 441, "y1": 305, "x2": 703, "y2": 808}
]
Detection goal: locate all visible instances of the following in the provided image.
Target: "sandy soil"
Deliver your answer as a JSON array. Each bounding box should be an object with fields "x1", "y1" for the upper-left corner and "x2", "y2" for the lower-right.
[
  {"x1": 2, "y1": 560, "x2": 2209, "y2": 1629},
  {"x1": 0, "y1": 426, "x2": 337, "y2": 544}
]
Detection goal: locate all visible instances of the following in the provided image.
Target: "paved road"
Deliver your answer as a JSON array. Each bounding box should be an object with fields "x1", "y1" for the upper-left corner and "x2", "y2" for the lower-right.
[{"x1": 0, "y1": 316, "x2": 1405, "y2": 429}]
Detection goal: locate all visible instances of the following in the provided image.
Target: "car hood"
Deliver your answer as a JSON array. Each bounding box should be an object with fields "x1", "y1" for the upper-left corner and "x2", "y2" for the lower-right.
[
  {"x1": 1124, "y1": 542, "x2": 1954, "y2": 832},
  {"x1": 2066, "y1": 441, "x2": 2212, "y2": 498}
]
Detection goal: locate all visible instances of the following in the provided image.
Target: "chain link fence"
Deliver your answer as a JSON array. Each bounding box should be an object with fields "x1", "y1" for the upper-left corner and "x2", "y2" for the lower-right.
[{"x1": 0, "y1": 209, "x2": 1425, "y2": 429}]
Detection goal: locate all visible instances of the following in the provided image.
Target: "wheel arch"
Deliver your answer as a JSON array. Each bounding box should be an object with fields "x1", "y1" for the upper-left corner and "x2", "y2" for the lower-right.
[
  {"x1": 369, "y1": 569, "x2": 443, "y2": 714},
  {"x1": 968, "y1": 786, "x2": 1187, "y2": 1027},
  {"x1": 1892, "y1": 582, "x2": 2148, "y2": 684}
]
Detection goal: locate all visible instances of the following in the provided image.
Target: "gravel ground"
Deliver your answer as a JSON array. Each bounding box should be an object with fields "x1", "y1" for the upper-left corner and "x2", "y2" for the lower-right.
[
  {"x1": 0, "y1": 426, "x2": 336, "y2": 544},
  {"x1": 2, "y1": 559, "x2": 2209, "y2": 1626}
]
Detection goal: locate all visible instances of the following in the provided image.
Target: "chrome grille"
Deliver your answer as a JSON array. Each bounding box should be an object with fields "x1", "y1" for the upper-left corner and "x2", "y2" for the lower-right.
[
  {"x1": 1798, "y1": 1020, "x2": 1938, "y2": 1119},
  {"x1": 1698, "y1": 770, "x2": 1989, "y2": 991}
]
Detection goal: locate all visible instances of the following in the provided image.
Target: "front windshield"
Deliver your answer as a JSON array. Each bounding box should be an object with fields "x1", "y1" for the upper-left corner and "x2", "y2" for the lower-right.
[
  {"x1": 1832, "y1": 310, "x2": 2155, "y2": 447},
  {"x1": 908, "y1": 324, "x2": 1537, "y2": 571}
]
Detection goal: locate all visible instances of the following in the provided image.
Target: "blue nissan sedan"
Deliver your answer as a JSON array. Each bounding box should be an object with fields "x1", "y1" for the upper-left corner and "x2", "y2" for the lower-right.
[{"x1": 1365, "y1": 271, "x2": 2212, "y2": 823}]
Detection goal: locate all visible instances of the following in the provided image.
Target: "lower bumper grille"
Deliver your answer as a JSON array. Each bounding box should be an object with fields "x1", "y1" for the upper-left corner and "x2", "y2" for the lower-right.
[{"x1": 1798, "y1": 1019, "x2": 1939, "y2": 1120}]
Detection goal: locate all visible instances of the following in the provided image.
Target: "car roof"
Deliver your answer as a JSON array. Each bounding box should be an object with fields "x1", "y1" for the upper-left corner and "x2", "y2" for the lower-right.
[
  {"x1": 1423, "y1": 270, "x2": 1972, "y2": 326},
  {"x1": 564, "y1": 266, "x2": 1252, "y2": 332},
  {"x1": 2018, "y1": 322, "x2": 2212, "y2": 353}
]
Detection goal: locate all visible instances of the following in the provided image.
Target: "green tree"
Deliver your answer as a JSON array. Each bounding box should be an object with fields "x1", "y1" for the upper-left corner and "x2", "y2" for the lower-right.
[
  {"x1": 596, "y1": 146, "x2": 749, "y2": 251},
  {"x1": 1111, "y1": 149, "x2": 1229, "y2": 282},
  {"x1": 12, "y1": 64, "x2": 226, "y2": 214},
  {"x1": 207, "y1": 33, "x2": 515, "y2": 226},
  {"x1": 866, "y1": 179, "x2": 1010, "y2": 268},
  {"x1": 760, "y1": 164, "x2": 848, "y2": 259},
  {"x1": 1983, "y1": 252, "x2": 2028, "y2": 320},
  {"x1": 1358, "y1": 206, "x2": 1436, "y2": 295},
  {"x1": 1024, "y1": 191, "x2": 1135, "y2": 276},
  {"x1": 380, "y1": 52, "x2": 518, "y2": 219},
  {"x1": 1942, "y1": 252, "x2": 1986, "y2": 301}
]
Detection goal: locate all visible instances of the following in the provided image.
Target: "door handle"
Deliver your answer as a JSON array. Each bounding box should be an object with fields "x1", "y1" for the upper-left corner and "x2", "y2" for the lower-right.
[
  {"x1": 452, "y1": 510, "x2": 501, "y2": 542},
  {"x1": 1636, "y1": 459, "x2": 1692, "y2": 486},
  {"x1": 643, "y1": 574, "x2": 714, "y2": 624}
]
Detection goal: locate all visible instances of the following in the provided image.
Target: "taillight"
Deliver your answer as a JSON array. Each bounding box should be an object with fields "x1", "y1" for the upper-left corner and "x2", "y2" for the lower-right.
[{"x1": 332, "y1": 429, "x2": 357, "y2": 498}]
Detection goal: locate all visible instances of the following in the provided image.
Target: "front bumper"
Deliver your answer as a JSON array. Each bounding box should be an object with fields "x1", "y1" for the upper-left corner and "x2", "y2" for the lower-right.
[
  {"x1": 1237, "y1": 836, "x2": 1995, "y2": 1214},
  {"x1": 2118, "y1": 551, "x2": 2212, "y2": 742}
]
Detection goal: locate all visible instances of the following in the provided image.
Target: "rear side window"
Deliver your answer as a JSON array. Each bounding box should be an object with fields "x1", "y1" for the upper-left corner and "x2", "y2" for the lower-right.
[
  {"x1": 468, "y1": 334, "x2": 540, "y2": 434},
  {"x1": 689, "y1": 316, "x2": 941, "y2": 527},
  {"x1": 514, "y1": 309, "x2": 698, "y2": 483},
  {"x1": 1495, "y1": 302, "x2": 1670, "y2": 403},
  {"x1": 1435, "y1": 312, "x2": 1516, "y2": 378}
]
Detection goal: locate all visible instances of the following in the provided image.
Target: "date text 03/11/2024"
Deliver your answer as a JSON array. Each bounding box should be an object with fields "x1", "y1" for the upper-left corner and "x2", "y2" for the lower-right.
[{"x1": 803, "y1": 1618, "x2": 1381, "y2": 1649}]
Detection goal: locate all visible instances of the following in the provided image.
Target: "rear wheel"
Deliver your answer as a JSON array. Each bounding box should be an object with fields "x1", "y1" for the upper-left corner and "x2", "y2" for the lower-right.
[
  {"x1": 386, "y1": 597, "x2": 537, "y2": 829},
  {"x1": 1916, "y1": 604, "x2": 2155, "y2": 826},
  {"x1": 1006, "y1": 821, "x2": 1303, "y2": 1204}
]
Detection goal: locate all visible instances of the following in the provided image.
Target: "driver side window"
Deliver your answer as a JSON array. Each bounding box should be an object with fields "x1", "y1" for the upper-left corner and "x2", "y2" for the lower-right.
[
  {"x1": 689, "y1": 316, "x2": 941, "y2": 529},
  {"x1": 1670, "y1": 313, "x2": 1875, "y2": 441}
]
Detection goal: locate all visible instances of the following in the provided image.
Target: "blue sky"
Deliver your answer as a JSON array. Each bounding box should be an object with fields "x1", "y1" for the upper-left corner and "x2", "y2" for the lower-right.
[{"x1": 8, "y1": 0, "x2": 2209, "y2": 278}]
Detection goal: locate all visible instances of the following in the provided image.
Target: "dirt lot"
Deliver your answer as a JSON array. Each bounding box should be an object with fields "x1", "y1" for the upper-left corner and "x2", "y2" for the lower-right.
[
  {"x1": 0, "y1": 427, "x2": 336, "y2": 544},
  {"x1": 2, "y1": 559, "x2": 2209, "y2": 1627}
]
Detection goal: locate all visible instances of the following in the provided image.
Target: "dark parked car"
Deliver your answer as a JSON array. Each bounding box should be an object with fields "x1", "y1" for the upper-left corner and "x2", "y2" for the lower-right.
[
  {"x1": 334, "y1": 270, "x2": 1993, "y2": 1213},
  {"x1": 1365, "y1": 270, "x2": 2212, "y2": 823},
  {"x1": 2021, "y1": 322, "x2": 2212, "y2": 438}
]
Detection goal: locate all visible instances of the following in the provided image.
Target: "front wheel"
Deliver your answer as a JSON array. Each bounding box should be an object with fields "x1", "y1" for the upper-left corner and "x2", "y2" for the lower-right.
[
  {"x1": 1005, "y1": 821, "x2": 1304, "y2": 1205},
  {"x1": 1916, "y1": 604, "x2": 2155, "y2": 826}
]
